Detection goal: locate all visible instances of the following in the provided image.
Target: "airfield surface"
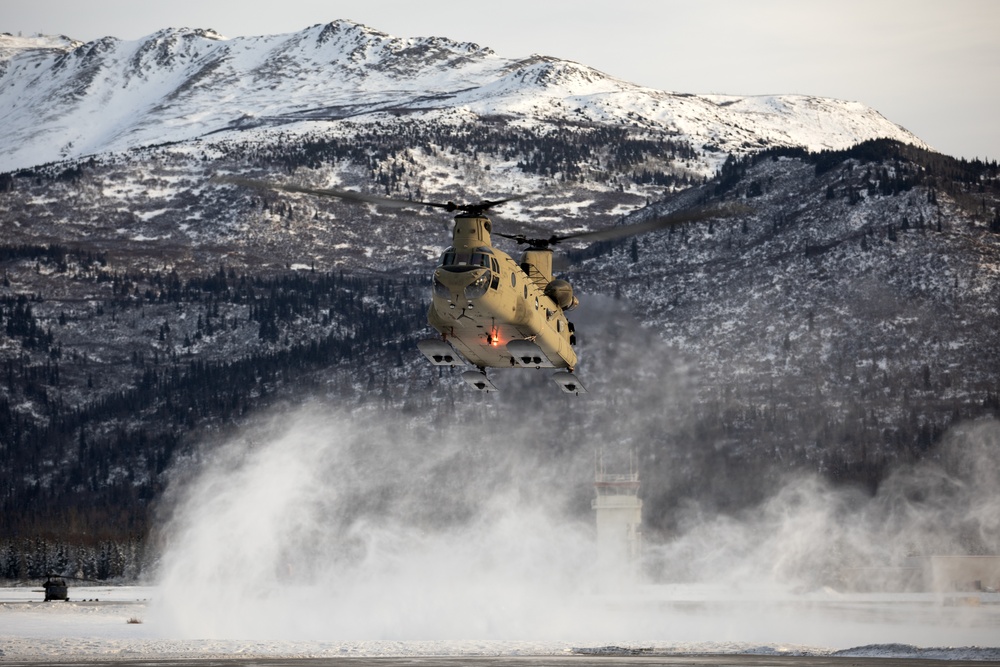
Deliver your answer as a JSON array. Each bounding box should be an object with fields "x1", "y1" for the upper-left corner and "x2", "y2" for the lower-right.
[{"x1": 2, "y1": 585, "x2": 1000, "y2": 665}]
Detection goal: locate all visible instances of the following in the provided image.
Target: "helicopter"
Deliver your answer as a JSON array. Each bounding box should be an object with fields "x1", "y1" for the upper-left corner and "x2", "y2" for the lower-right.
[{"x1": 222, "y1": 177, "x2": 726, "y2": 393}]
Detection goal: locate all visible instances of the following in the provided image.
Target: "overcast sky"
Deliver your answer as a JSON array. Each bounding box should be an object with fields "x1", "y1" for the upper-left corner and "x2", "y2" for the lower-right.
[{"x1": 4, "y1": 0, "x2": 999, "y2": 161}]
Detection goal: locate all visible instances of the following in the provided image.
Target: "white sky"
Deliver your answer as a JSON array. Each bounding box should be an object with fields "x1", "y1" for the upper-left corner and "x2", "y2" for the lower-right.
[{"x1": 3, "y1": 0, "x2": 999, "y2": 161}]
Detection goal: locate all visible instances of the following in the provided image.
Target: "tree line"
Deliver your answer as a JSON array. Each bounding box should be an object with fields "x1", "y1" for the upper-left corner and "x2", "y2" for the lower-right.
[{"x1": 210, "y1": 117, "x2": 701, "y2": 192}]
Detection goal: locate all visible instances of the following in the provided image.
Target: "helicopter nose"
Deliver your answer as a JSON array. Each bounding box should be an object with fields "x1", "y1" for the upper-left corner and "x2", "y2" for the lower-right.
[{"x1": 433, "y1": 268, "x2": 490, "y2": 315}]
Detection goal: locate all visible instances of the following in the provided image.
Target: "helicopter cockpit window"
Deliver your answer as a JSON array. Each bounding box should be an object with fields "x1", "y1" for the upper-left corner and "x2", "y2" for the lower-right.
[
  {"x1": 441, "y1": 247, "x2": 494, "y2": 272},
  {"x1": 465, "y1": 271, "x2": 491, "y2": 300}
]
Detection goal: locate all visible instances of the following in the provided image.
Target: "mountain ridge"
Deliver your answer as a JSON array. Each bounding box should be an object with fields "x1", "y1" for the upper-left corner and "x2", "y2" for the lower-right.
[{"x1": 1, "y1": 20, "x2": 926, "y2": 173}]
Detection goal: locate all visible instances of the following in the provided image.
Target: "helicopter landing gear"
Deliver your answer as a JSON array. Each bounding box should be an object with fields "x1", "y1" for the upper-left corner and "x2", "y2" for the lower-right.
[
  {"x1": 506, "y1": 339, "x2": 556, "y2": 368},
  {"x1": 462, "y1": 369, "x2": 498, "y2": 392},
  {"x1": 552, "y1": 371, "x2": 586, "y2": 395},
  {"x1": 417, "y1": 339, "x2": 463, "y2": 366}
]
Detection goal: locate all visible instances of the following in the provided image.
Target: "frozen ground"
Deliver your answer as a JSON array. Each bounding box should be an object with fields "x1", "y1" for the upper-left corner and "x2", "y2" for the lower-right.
[{"x1": 2, "y1": 585, "x2": 1000, "y2": 662}]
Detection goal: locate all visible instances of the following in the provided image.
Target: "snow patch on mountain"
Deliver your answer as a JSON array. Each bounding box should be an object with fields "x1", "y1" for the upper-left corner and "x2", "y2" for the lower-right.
[{"x1": 0, "y1": 21, "x2": 928, "y2": 174}]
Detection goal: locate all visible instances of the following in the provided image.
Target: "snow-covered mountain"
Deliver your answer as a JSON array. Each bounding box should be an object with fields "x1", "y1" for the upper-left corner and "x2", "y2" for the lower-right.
[{"x1": 0, "y1": 20, "x2": 926, "y2": 173}]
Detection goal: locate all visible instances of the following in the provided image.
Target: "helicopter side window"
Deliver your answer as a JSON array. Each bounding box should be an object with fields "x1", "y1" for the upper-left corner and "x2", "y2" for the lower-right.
[{"x1": 511, "y1": 273, "x2": 516, "y2": 287}]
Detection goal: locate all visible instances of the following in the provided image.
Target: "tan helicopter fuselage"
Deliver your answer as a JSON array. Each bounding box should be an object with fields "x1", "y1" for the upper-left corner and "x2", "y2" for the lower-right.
[{"x1": 427, "y1": 214, "x2": 577, "y2": 370}]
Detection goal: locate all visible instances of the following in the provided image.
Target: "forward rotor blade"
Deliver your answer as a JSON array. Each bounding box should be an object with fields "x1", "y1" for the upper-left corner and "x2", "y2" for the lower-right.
[
  {"x1": 216, "y1": 176, "x2": 448, "y2": 211},
  {"x1": 552, "y1": 205, "x2": 740, "y2": 245},
  {"x1": 217, "y1": 176, "x2": 532, "y2": 214}
]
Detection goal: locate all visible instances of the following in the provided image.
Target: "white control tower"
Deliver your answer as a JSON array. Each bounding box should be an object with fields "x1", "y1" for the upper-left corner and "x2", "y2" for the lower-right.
[{"x1": 592, "y1": 452, "x2": 642, "y2": 574}]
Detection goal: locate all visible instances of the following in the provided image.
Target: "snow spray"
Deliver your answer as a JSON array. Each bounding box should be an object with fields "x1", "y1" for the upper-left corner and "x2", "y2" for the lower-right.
[
  {"x1": 150, "y1": 297, "x2": 1000, "y2": 648},
  {"x1": 152, "y1": 406, "x2": 621, "y2": 640}
]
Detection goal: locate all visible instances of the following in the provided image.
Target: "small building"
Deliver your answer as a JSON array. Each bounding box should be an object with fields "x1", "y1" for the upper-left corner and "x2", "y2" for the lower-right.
[
  {"x1": 837, "y1": 555, "x2": 1000, "y2": 593},
  {"x1": 930, "y1": 556, "x2": 1000, "y2": 593},
  {"x1": 43, "y1": 576, "x2": 69, "y2": 601}
]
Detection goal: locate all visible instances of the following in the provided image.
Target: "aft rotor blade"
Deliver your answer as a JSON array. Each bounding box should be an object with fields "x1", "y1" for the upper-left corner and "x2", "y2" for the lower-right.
[
  {"x1": 217, "y1": 176, "x2": 533, "y2": 214},
  {"x1": 216, "y1": 177, "x2": 448, "y2": 211},
  {"x1": 552, "y1": 206, "x2": 739, "y2": 245}
]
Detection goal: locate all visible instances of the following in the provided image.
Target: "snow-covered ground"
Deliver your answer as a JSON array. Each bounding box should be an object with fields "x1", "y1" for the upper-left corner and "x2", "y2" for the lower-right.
[{"x1": 3, "y1": 584, "x2": 1000, "y2": 662}]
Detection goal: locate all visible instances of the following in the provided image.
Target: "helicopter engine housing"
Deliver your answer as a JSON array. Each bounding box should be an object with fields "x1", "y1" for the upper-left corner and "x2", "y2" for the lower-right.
[{"x1": 544, "y1": 279, "x2": 578, "y2": 311}]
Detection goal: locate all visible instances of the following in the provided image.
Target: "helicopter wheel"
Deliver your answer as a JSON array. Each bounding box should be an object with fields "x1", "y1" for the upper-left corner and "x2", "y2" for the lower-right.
[
  {"x1": 461, "y1": 369, "x2": 498, "y2": 392},
  {"x1": 552, "y1": 371, "x2": 586, "y2": 395}
]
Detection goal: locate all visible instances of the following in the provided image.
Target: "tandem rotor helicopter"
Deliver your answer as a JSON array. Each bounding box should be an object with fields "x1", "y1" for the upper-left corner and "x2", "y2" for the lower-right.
[{"x1": 224, "y1": 177, "x2": 727, "y2": 394}]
